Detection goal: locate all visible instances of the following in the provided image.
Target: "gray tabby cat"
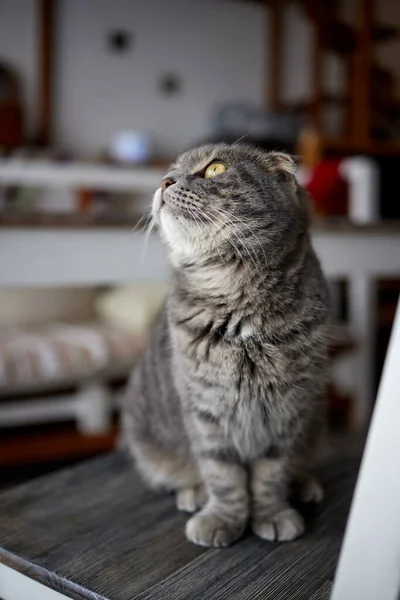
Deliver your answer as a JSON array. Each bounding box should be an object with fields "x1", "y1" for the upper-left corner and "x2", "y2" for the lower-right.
[{"x1": 122, "y1": 143, "x2": 329, "y2": 547}]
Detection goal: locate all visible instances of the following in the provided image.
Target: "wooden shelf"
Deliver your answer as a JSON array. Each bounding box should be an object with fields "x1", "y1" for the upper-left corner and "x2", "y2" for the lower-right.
[
  {"x1": 323, "y1": 138, "x2": 400, "y2": 156},
  {"x1": 307, "y1": 21, "x2": 398, "y2": 55},
  {"x1": 0, "y1": 210, "x2": 145, "y2": 229},
  {"x1": 0, "y1": 159, "x2": 164, "y2": 191}
]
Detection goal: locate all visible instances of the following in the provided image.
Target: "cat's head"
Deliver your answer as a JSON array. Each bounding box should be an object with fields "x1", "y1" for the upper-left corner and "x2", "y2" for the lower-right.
[{"x1": 152, "y1": 143, "x2": 309, "y2": 266}]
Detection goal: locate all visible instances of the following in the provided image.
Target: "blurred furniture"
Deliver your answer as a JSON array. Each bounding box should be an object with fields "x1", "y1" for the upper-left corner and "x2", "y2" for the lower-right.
[
  {"x1": 263, "y1": 0, "x2": 400, "y2": 158},
  {"x1": 0, "y1": 282, "x2": 167, "y2": 469},
  {"x1": 2, "y1": 216, "x2": 400, "y2": 429},
  {"x1": 0, "y1": 442, "x2": 362, "y2": 600},
  {"x1": 0, "y1": 323, "x2": 144, "y2": 468},
  {"x1": 0, "y1": 159, "x2": 164, "y2": 191},
  {"x1": 0, "y1": 161, "x2": 164, "y2": 468},
  {"x1": 302, "y1": 0, "x2": 400, "y2": 150},
  {"x1": 1, "y1": 159, "x2": 399, "y2": 430}
]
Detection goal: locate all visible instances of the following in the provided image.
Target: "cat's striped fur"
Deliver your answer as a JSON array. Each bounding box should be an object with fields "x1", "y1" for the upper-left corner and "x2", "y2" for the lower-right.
[{"x1": 122, "y1": 143, "x2": 329, "y2": 547}]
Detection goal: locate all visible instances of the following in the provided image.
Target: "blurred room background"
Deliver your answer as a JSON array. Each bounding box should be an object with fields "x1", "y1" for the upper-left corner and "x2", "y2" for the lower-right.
[{"x1": 0, "y1": 0, "x2": 399, "y2": 487}]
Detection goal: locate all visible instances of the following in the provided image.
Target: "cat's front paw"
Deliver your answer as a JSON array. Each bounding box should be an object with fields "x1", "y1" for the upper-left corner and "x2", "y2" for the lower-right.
[
  {"x1": 186, "y1": 510, "x2": 244, "y2": 547},
  {"x1": 252, "y1": 507, "x2": 305, "y2": 542}
]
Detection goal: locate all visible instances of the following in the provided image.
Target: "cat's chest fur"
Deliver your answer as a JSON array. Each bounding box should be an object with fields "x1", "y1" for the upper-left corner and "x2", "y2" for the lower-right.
[
  {"x1": 172, "y1": 307, "x2": 285, "y2": 387},
  {"x1": 223, "y1": 398, "x2": 272, "y2": 461},
  {"x1": 170, "y1": 306, "x2": 285, "y2": 461}
]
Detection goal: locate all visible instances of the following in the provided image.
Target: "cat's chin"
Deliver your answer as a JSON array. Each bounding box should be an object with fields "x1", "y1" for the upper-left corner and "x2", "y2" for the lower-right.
[
  {"x1": 159, "y1": 211, "x2": 217, "y2": 267},
  {"x1": 160, "y1": 210, "x2": 195, "y2": 254}
]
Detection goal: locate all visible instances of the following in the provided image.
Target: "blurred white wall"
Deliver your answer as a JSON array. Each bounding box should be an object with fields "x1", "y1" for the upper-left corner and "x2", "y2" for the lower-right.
[
  {"x1": 0, "y1": 0, "x2": 312, "y2": 156},
  {"x1": 53, "y1": 0, "x2": 267, "y2": 155},
  {"x1": 9, "y1": 0, "x2": 397, "y2": 155}
]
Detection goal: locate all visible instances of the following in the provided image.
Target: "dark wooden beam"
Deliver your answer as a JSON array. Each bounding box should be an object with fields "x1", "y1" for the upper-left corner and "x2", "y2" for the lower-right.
[
  {"x1": 0, "y1": 427, "x2": 117, "y2": 467},
  {"x1": 37, "y1": 0, "x2": 54, "y2": 146},
  {"x1": 350, "y1": 0, "x2": 373, "y2": 144},
  {"x1": 311, "y1": 20, "x2": 323, "y2": 131}
]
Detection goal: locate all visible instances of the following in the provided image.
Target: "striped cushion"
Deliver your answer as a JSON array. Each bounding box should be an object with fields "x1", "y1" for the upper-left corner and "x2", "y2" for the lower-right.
[{"x1": 0, "y1": 323, "x2": 144, "y2": 389}]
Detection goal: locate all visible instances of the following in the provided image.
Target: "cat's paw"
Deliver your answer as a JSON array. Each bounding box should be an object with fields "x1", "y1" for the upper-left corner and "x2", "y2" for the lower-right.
[
  {"x1": 186, "y1": 511, "x2": 243, "y2": 547},
  {"x1": 298, "y1": 477, "x2": 324, "y2": 504},
  {"x1": 252, "y1": 508, "x2": 305, "y2": 542},
  {"x1": 176, "y1": 485, "x2": 207, "y2": 513}
]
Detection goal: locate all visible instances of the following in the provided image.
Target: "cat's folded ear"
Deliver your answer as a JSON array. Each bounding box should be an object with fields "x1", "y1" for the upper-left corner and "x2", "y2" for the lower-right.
[{"x1": 262, "y1": 152, "x2": 297, "y2": 182}]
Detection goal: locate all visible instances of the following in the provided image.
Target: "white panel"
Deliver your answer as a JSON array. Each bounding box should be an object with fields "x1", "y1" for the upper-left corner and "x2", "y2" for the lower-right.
[
  {"x1": 0, "y1": 563, "x2": 70, "y2": 600},
  {"x1": 312, "y1": 230, "x2": 400, "y2": 278},
  {"x1": 0, "y1": 229, "x2": 169, "y2": 287},
  {"x1": 2, "y1": 228, "x2": 400, "y2": 287},
  {"x1": 332, "y1": 301, "x2": 400, "y2": 600}
]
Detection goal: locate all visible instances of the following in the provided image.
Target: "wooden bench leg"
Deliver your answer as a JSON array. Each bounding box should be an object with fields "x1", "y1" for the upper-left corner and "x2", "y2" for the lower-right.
[{"x1": 75, "y1": 381, "x2": 113, "y2": 435}]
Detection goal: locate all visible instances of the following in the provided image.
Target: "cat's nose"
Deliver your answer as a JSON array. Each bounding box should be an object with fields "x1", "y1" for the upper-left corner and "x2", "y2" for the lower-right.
[{"x1": 161, "y1": 177, "x2": 175, "y2": 191}]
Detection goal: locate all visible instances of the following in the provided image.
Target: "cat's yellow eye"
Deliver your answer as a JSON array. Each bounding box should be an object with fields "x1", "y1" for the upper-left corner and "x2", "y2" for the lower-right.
[{"x1": 204, "y1": 162, "x2": 227, "y2": 179}]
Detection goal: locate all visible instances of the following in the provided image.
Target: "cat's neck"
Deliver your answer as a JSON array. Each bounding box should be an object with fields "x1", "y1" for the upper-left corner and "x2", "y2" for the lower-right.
[
  {"x1": 172, "y1": 255, "x2": 269, "y2": 311},
  {"x1": 171, "y1": 236, "x2": 310, "y2": 318}
]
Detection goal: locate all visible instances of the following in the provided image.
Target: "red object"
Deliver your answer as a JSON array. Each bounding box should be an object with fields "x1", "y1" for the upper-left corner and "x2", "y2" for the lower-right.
[{"x1": 306, "y1": 159, "x2": 348, "y2": 217}]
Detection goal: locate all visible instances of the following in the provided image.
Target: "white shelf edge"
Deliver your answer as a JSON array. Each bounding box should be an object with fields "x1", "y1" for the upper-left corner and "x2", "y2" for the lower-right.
[{"x1": 0, "y1": 160, "x2": 165, "y2": 192}]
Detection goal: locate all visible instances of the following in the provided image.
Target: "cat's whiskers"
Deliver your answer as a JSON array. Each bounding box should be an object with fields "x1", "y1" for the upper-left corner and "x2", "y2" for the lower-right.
[
  {"x1": 130, "y1": 210, "x2": 155, "y2": 263},
  {"x1": 185, "y1": 207, "x2": 215, "y2": 253},
  {"x1": 231, "y1": 127, "x2": 255, "y2": 145},
  {"x1": 192, "y1": 207, "x2": 243, "y2": 262},
  {"x1": 212, "y1": 206, "x2": 269, "y2": 274},
  {"x1": 208, "y1": 207, "x2": 264, "y2": 278},
  {"x1": 206, "y1": 209, "x2": 262, "y2": 278},
  {"x1": 198, "y1": 203, "x2": 261, "y2": 281},
  {"x1": 132, "y1": 211, "x2": 152, "y2": 233},
  {"x1": 141, "y1": 215, "x2": 156, "y2": 264},
  {"x1": 190, "y1": 205, "x2": 252, "y2": 282}
]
